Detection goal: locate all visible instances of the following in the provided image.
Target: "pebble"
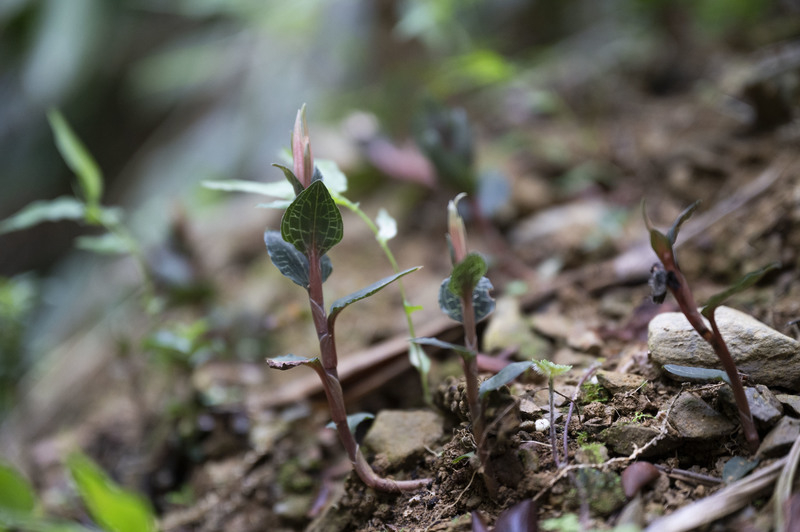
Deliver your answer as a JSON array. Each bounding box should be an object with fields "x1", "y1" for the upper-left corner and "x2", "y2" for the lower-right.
[
  {"x1": 757, "y1": 416, "x2": 800, "y2": 457},
  {"x1": 363, "y1": 410, "x2": 443, "y2": 469},
  {"x1": 648, "y1": 306, "x2": 800, "y2": 391},
  {"x1": 718, "y1": 385, "x2": 783, "y2": 429},
  {"x1": 775, "y1": 393, "x2": 800, "y2": 416},
  {"x1": 668, "y1": 393, "x2": 735, "y2": 440},
  {"x1": 596, "y1": 370, "x2": 647, "y2": 394}
]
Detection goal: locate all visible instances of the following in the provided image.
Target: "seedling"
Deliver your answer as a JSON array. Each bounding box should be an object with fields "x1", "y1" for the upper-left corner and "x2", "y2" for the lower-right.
[
  {"x1": 531, "y1": 359, "x2": 572, "y2": 468},
  {"x1": 263, "y1": 108, "x2": 429, "y2": 492},
  {"x1": 643, "y1": 200, "x2": 780, "y2": 453},
  {"x1": 413, "y1": 193, "x2": 497, "y2": 493}
]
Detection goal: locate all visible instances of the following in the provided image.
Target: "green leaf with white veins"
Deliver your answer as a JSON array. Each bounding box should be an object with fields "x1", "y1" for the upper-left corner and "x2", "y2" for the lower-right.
[
  {"x1": 281, "y1": 180, "x2": 343, "y2": 256},
  {"x1": 439, "y1": 276, "x2": 495, "y2": 323}
]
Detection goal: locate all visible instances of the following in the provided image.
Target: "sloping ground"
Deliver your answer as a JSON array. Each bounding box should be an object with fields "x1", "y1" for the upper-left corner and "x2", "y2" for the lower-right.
[{"x1": 3, "y1": 54, "x2": 800, "y2": 532}]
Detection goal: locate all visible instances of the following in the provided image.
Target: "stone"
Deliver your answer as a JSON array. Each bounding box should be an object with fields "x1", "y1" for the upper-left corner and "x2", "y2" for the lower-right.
[
  {"x1": 775, "y1": 393, "x2": 800, "y2": 416},
  {"x1": 363, "y1": 410, "x2": 444, "y2": 469},
  {"x1": 648, "y1": 306, "x2": 800, "y2": 391},
  {"x1": 596, "y1": 370, "x2": 647, "y2": 394},
  {"x1": 719, "y1": 385, "x2": 783, "y2": 429},
  {"x1": 600, "y1": 423, "x2": 676, "y2": 457},
  {"x1": 757, "y1": 416, "x2": 800, "y2": 457},
  {"x1": 668, "y1": 393, "x2": 736, "y2": 440}
]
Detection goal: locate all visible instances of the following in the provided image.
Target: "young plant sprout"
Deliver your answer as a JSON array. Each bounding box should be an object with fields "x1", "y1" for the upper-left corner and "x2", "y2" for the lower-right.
[
  {"x1": 413, "y1": 194, "x2": 498, "y2": 494},
  {"x1": 531, "y1": 359, "x2": 572, "y2": 468},
  {"x1": 264, "y1": 108, "x2": 429, "y2": 492},
  {"x1": 643, "y1": 200, "x2": 780, "y2": 453}
]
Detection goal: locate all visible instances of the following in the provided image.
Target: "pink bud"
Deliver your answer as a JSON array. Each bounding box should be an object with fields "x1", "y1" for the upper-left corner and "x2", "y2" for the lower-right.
[{"x1": 292, "y1": 105, "x2": 314, "y2": 188}]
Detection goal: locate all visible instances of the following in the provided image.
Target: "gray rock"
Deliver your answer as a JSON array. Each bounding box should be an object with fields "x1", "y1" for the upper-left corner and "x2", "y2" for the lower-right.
[
  {"x1": 648, "y1": 306, "x2": 800, "y2": 391},
  {"x1": 719, "y1": 385, "x2": 783, "y2": 429},
  {"x1": 776, "y1": 393, "x2": 800, "y2": 416},
  {"x1": 757, "y1": 416, "x2": 800, "y2": 457},
  {"x1": 668, "y1": 393, "x2": 736, "y2": 440},
  {"x1": 600, "y1": 423, "x2": 676, "y2": 457},
  {"x1": 596, "y1": 370, "x2": 647, "y2": 394},
  {"x1": 363, "y1": 410, "x2": 443, "y2": 469}
]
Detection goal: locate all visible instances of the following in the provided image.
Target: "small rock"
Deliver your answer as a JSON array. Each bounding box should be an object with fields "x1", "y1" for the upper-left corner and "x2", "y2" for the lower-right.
[
  {"x1": 600, "y1": 423, "x2": 676, "y2": 457},
  {"x1": 719, "y1": 385, "x2": 783, "y2": 429},
  {"x1": 363, "y1": 410, "x2": 443, "y2": 469},
  {"x1": 775, "y1": 393, "x2": 800, "y2": 416},
  {"x1": 596, "y1": 370, "x2": 647, "y2": 394},
  {"x1": 668, "y1": 393, "x2": 736, "y2": 440},
  {"x1": 649, "y1": 306, "x2": 800, "y2": 391},
  {"x1": 519, "y1": 397, "x2": 541, "y2": 419},
  {"x1": 573, "y1": 469, "x2": 627, "y2": 515},
  {"x1": 757, "y1": 416, "x2": 800, "y2": 457},
  {"x1": 576, "y1": 443, "x2": 609, "y2": 465},
  {"x1": 567, "y1": 328, "x2": 603, "y2": 355}
]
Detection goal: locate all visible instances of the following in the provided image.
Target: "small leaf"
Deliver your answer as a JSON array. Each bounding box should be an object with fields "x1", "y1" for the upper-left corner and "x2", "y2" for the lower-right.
[
  {"x1": 642, "y1": 200, "x2": 672, "y2": 260},
  {"x1": 74, "y1": 233, "x2": 132, "y2": 255},
  {"x1": 67, "y1": 453, "x2": 157, "y2": 532},
  {"x1": 439, "y1": 276, "x2": 495, "y2": 323},
  {"x1": 701, "y1": 262, "x2": 781, "y2": 319},
  {"x1": 265, "y1": 230, "x2": 310, "y2": 287},
  {"x1": 531, "y1": 359, "x2": 572, "y2": 379},
  {"x1": 449, "y1": 252, "x2": 487, "y2": 299},
  {"x1": 202, "y1": 179, "x2": 295, "y2": 199},
  {"x1": 662, "y1": 364, "x2": 731, "y2": 385},
  {"x1": 281, "y1": 180, "x2": 343, "y2": 256},
  {"x1": 722, "y1": 456, "x2": 759, "y2": 484},
  {"x1": 666, "y1": 200, "x2": 700, "y2": 245},
  {"x1": 272, "y1": 164, "x2": 305, "y2": 196},
  {"x1": 408, "y1": 343, "x2": 431, "y2": 373},
  {"x1": 479, "y1": 361, "x2": 533, "y2": 398},
  {"x1": 265, "y1": 231, "x2": 333, "y2": 287},
  {"x1": 410, "y1": 337, "x2": 475, "y2": 360},
  {"x1": 325, "y1": 412, "x2": 374, "y2": 436},
  {"x1": 315, "y1": 158, "x2": 348, "y2": 194},
  {"x1": 329, "y1": 267, "x2": 420, "y2": 326},
  {"x1": 0, "y1": 197, "x2": 85, "y2": 235},
  {"x1": 266, "y1": 354, "x2": 321, "y2": 371},
  {"x1": 0, "y1": 462, "x2": 36, "y2": 514},
  {"x1": 48, "y1": 110, "x2": 103, "y2": 207},
  {"x1": 376, "y1": 208, "x2": 397, "y2": 243}
]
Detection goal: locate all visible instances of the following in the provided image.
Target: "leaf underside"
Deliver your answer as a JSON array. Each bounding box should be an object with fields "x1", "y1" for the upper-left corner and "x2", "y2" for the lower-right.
[
  {"x1": 265, "y1": 230, "x2": 332, "y2": 287},
  {"x1": 439, "y1": 276, "x2": 495, "y2": 323},
  {"x1": 411, "y1": 337, "x2": 475, "y2": 358},
  {"x1": 266, "y1": 354, "x2": 321, "y2": 370},
  {"x1": 479, "y1": 360, "x2": 533, "y2": 398}
]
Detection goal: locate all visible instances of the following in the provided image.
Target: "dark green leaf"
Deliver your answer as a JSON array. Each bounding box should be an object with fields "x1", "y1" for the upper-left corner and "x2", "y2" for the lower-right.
[
  {"x1": 662, "y1": 364, "x2": 731, "y2": 385},
  {"x1": 325, "y1": 412, "x2": 375, "y2": 436},
  {"x1": 272, "y1": 164, "x2": 305, "y2": 196},
  {"x1": 722, "y1": 456, "x2": 759, "y2": 484},
  {"x1": 410, "y1": 337, "x2": 475, "y2": 358},
  {"x1": 0, "y1": 197, "x2": 85, "y2": 235},
  {"x1": 701, "y1": 262, "x2": 781, "y2": 319},
  {"x1": 265, "y1": 231, "x2": 332, "y2": 287},
  {"x1": 266, "y1": 354, "x2": 321, "y2": 371},
  {"x1": 48, "y1": 110, "x2": 103, "y2": 207},
  {"x1": 667, "y1": 201, "x2": 700, "y2": 245},
  {"x1": 439, "y1": 276, "x2": 495, "y2": 323},
  {"x1": 479, "y1": 361, "x2": 533, "y2": 398},
  {"x1": 67, "y1": 453, "x2": 157, "y2": 532},
  {"x1": 448, "y1": 252, "x2": 487, "y2": 299},
  {"x1": 281, "y1": 180, "x2": 343, "y2": 256},
  {"x1": 642, "y1": 200, "x2": 673, "y2": 259},
  {"x1": 329, "y1": 267, "x2": 419, "y2": 326},
  {"x1": 0, "y1": 462, "x2": 35, "y2": 514}
]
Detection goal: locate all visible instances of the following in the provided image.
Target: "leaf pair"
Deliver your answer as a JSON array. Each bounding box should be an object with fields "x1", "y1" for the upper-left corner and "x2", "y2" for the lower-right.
[{"x1": 439, "y1": 252, "x2": 495, "y2": 323}]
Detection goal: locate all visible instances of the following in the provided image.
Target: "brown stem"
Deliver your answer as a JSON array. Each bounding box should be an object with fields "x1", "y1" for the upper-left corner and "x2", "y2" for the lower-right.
[
  {"x1": 461, "y1": 293, "x2": 498, "y2": 497},
  {"x1": 661, "y1": 252, "x2": 759, "y2": 453},
  {"x1": 306, "y1": 247, "x2": 431, "y2": 491}
]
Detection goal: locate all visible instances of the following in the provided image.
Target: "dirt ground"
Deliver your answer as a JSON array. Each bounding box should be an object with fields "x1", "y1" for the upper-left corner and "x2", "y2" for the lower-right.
[{"x1": 3, "y1": 38, "x2": 800, "y2": 532}]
